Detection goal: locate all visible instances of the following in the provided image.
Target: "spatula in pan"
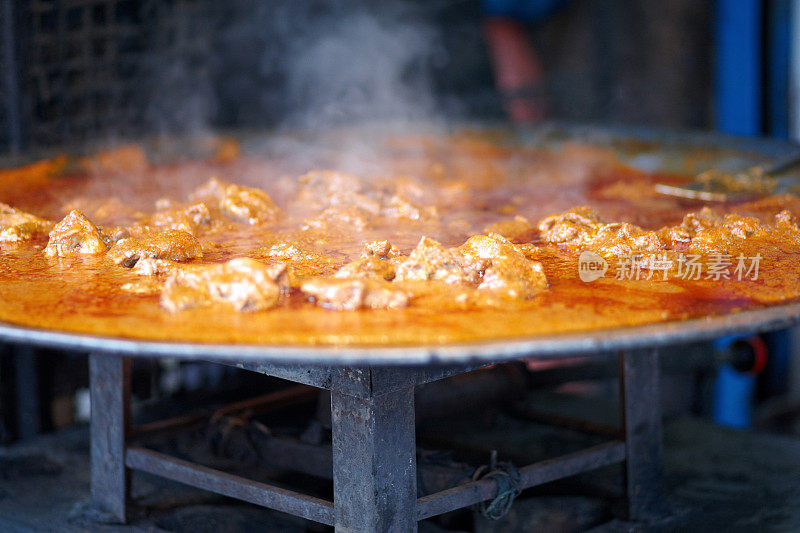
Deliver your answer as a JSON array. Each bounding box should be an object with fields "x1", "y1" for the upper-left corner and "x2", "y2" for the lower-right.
[{"x1": 654, "y1": 152, "x2": 800, "y2": 202}]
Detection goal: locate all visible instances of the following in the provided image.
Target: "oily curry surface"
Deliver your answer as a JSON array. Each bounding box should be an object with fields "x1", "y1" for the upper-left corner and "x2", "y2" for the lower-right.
[{"x1": 1, "y1": 132, "x2": 800, "y2": 347}]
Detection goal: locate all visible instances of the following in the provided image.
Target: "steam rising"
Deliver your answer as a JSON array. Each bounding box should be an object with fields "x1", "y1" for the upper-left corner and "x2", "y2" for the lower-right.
[
  {"x1": 143, "y1": 1, "x2": 451, "y2": 136},
  {"x1": 282, "y1": 7, "x2": 441, "y2": 127},
  {"x1": 145, "y1": 60, "x2": 217, "y2": 136}
]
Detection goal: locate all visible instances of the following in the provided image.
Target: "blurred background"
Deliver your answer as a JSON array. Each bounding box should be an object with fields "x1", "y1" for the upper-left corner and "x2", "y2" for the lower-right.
[
  {"x1": 1, "y1": 0, "x2": 718, "y2": 152},
  {"x1": 2, "y1": 1, "x2": 800, "y2": 531},
  {"x1": 1, "y1": 0, "x2": 797, "y2": 435}
]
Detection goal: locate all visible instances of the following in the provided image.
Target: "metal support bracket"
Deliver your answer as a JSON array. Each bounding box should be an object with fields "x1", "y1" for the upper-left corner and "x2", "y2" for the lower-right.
[
  {"x1": 86, "y1": 354, "x2": 668, "y2": 531},
  {"x1": 620, "y1": 348, "x2": 667, "y2": 521},
  {"x1": 332, "y1": 381, "x2": 417, "y2": 532},
  {"x1": 89, "y1": 353, "x2": 130, "y2": 523}
]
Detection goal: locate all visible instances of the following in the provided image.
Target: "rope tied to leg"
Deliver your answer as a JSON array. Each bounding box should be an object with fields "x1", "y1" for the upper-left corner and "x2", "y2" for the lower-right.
[{"x1": 472, "y1": 450, "x2": 521, "y2": 520}]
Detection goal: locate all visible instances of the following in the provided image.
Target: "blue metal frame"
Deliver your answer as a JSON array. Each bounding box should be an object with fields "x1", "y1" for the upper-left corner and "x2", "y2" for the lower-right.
[
  {"x1": 767, "y1": 0, "x2": 791, "y2": 139},
  {"x1": 715, "y1": 0, "x2": 763, "y2": 136},
  {"x1": 713, "y1": 0, "x2": 795, "y2": 427}
]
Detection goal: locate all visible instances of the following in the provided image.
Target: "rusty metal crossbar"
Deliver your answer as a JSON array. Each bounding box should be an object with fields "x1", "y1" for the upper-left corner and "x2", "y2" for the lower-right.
[
  {"x1": 89, "y1": 348, "x2": 665, "y2": 532},
  {"x1": 125, "y1": 446, "x2": 336, "y2": 525},
  {"x1": 416, "y1": 441, "x2": 627, "y2": 520},
  {"x1": 124, "y1": 441, "x2": 625, "y2": 526},
  {"x1": 127, "y1": 384, "x2": 317, "y2": 441}
]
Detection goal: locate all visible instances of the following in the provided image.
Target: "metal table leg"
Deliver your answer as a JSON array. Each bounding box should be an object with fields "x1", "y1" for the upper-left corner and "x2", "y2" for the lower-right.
[
  {"x1": 83, "y1": 355, "x2": 665, "y2": 529},
  {"x1": 331, "y1": 379, "x2": 417, "y2": 532},
  {"x1": 90, "y1": 354, "x2": 130, "y2": 522},
  {"x1": 13, "y1": 345, "x2": 40, "y2": 440},
  {"x1": 620, "y1": 348, "x2": 665, "y2": 521}
]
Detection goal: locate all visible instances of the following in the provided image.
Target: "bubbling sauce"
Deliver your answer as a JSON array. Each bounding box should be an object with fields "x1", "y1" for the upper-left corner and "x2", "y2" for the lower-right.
[{"x1": 0, "y1": 132, "x2": 799, "y2": 347}]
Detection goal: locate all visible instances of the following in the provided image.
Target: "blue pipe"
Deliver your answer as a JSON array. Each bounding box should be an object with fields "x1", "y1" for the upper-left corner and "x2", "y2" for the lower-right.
[
  {"x1": 715, "y1": 0, "x2": 762, "y2": 136},
  {"x1": 767, "y1": 0, "x2": 790, "y2": 138}
]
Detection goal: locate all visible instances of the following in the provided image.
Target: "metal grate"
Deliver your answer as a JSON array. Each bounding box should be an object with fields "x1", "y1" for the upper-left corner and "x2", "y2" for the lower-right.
[
  {"x1": 0, "y1": 0, "x2": 21, "y2": 154},
  {"x1": 23, "y1": 0, "x2": 142, "y2": 146},
  {"x1": 18, "y1": 0, "x2": 212, "y2": 149}
]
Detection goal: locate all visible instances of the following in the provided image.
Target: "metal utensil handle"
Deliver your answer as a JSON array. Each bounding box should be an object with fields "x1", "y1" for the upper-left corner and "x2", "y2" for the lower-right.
[{"x1": 763, "y1": 152, "x2": 800, "y2": 175}]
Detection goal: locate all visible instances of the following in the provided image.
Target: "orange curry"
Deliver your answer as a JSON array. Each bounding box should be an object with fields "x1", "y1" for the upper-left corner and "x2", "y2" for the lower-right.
[{"x1": 0, "y1": 133, "x2": 799, "y2": 347}]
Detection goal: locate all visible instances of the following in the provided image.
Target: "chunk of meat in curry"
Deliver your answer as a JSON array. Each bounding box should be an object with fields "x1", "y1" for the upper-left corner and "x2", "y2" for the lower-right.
[
  {"x1": 108, "y1": 229, "x2": 202, "y2": 267},
  {"x1": 192, "y1": 177, "x2": 280, "y2": 225},
  {"x1": 668, "y1": 207, "x2": 800, "y2": 255},
  {"x1": 5, "y1": 152, "x2": 800, "y2": 321},
  {"x1": 0, "y1": 203, "x2": 52, "y2": 243},
  {"x1": 45, "y1": 210, "x2": 107, "y2": 256},
  {"x1": 334, "y1": 240, "x2": 403, "y2": 281},
  {"x1": 484, "y1": 215, "x2": 535, "y2": 242},
  {"x1": 301, "y1": 278, "x2": 410, "y2": 311},
  {"x1": 161, "y1": 258, "x2": 283, "y2": 312},
  {"x1": 146, "y1": 202, "x2": 212, "y2": 235},
  {"x1": 459, "y1": 233, "x2": 548, "y2": 299},
  {"x1": 394, "y1": 236, "x2": 480, "y2": 285},
  {"x1": 538, "y1": 205, "x2": 800, "y2": 263}
]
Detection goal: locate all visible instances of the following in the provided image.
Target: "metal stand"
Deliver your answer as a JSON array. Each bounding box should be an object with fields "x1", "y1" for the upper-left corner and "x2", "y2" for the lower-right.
[
  {"x1": 620, "y1": 348, "x2": 665, "y2": 521},
  {"x1": 332, "y1": 385, "x2": 417, "y2": 532},
  {"x1": 13, "y1": 346, "x2": 40, "y2": 440},
  {"x1": 89, "y1": 354, "x2": 130, "y2": 522},
  {"x1": 88, "y1": 350, "x2": 665, "y2": 531}
]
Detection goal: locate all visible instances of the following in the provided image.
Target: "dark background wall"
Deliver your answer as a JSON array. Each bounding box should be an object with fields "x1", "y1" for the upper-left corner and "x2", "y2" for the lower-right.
[{"x1": 0, "y1": 0, "x2": 712, "y2": 154}]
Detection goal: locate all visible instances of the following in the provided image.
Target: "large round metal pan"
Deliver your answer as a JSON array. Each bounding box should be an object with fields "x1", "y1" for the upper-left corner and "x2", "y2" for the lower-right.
[{"x1": 0, "y1": 124, "x2": 798, "y2": 366}]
